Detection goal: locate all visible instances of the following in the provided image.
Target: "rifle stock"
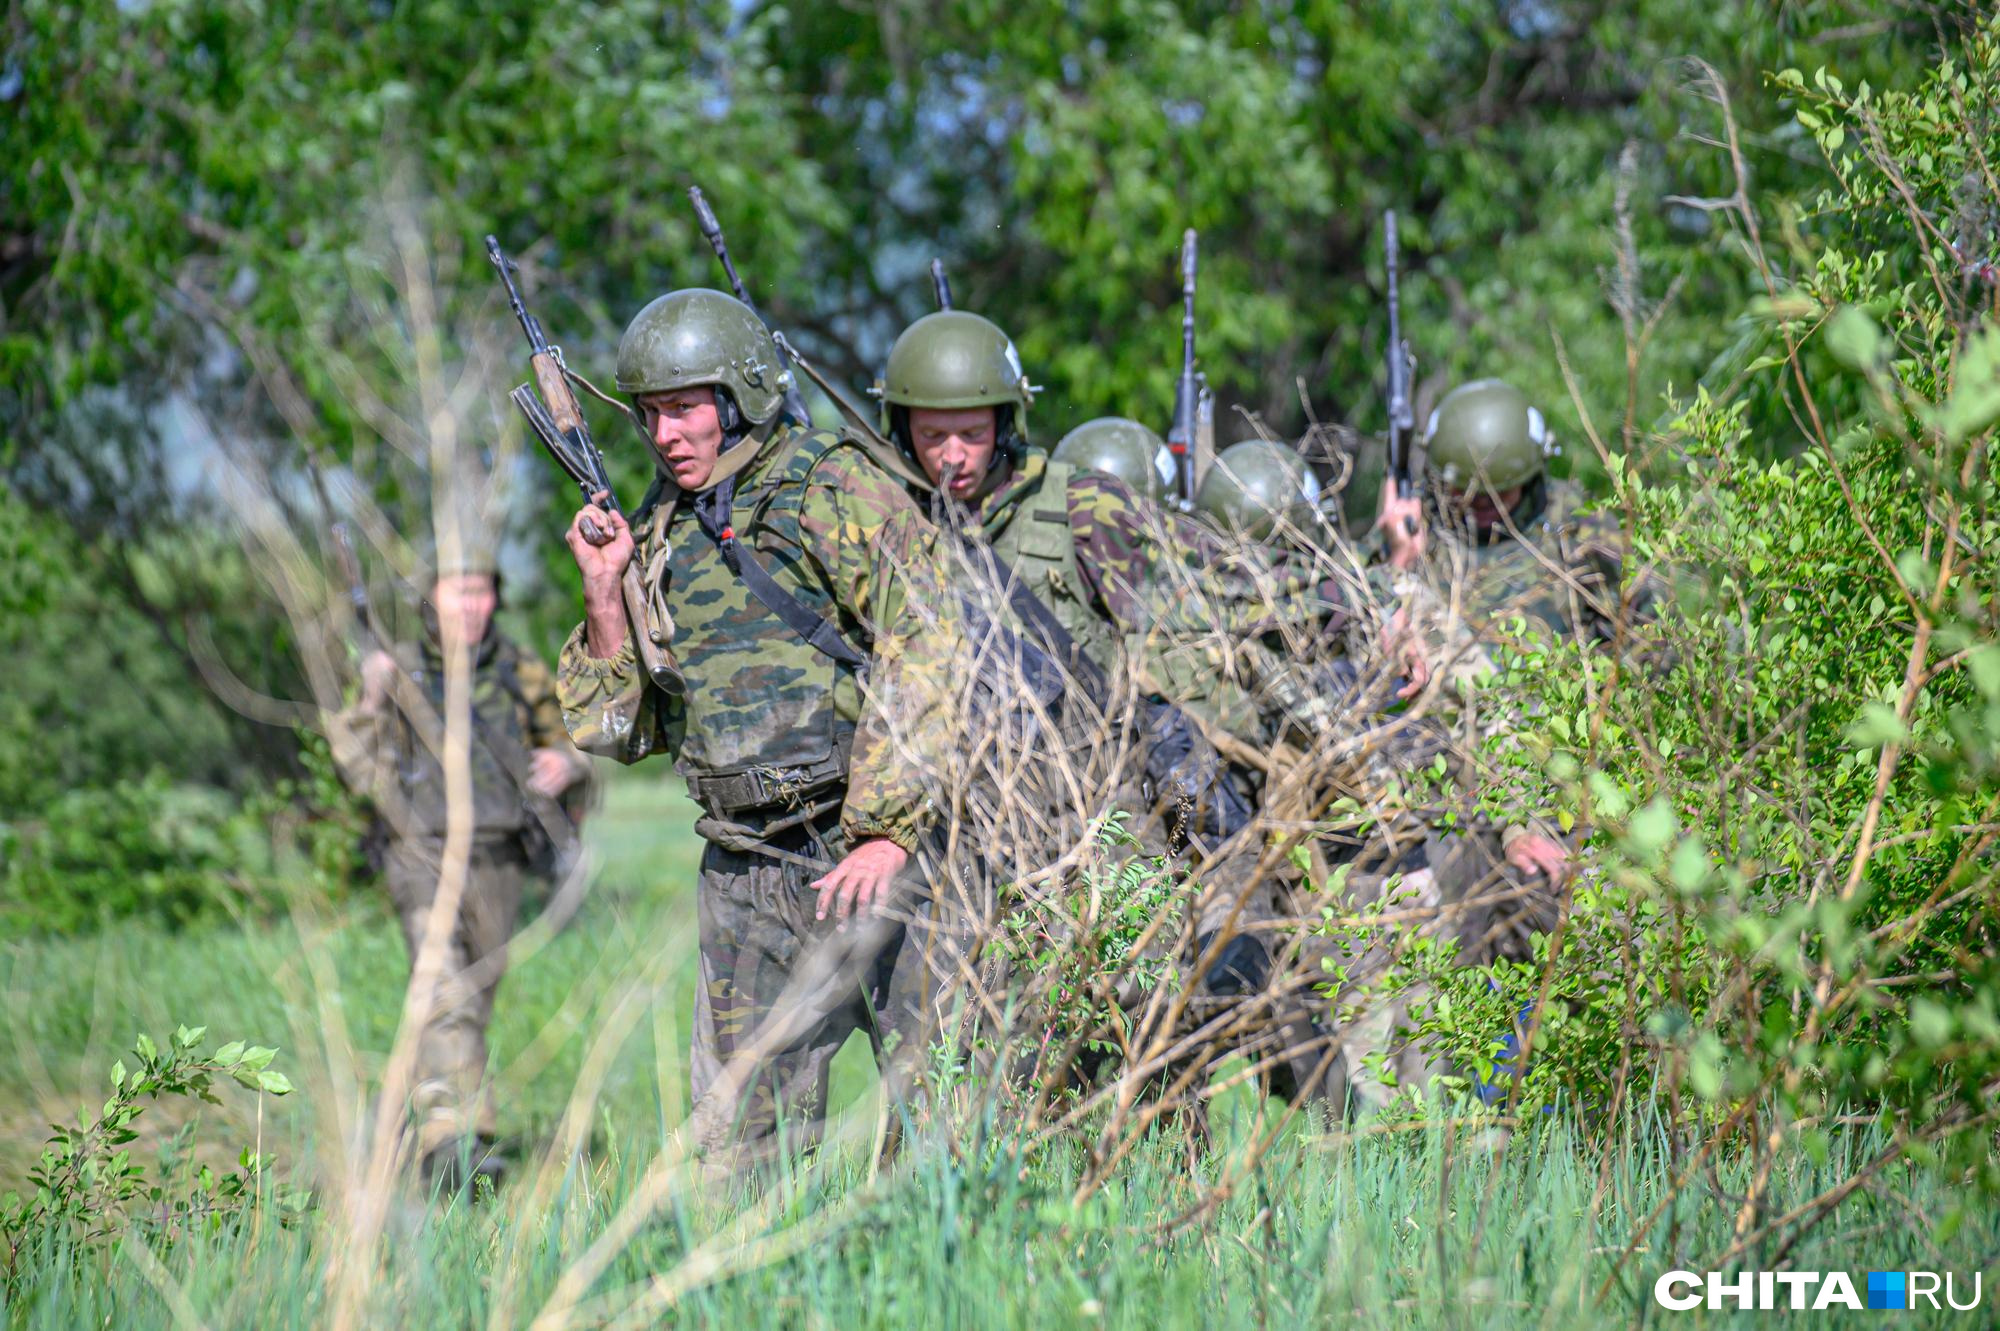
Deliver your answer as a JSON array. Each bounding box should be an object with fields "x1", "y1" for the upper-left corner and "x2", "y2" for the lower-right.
[
  {"x1": 487, "y1": 234, "x2": 683, "y2": 695},
  {"x1": 533, "y1": 353, "x2": 584, "y2": 439}
]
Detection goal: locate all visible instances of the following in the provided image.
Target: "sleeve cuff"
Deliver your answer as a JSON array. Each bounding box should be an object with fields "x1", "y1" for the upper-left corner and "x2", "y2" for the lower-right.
[
  {"x1": 559, "y1": 621, "x2": 638, "y2": 679},
  {"x1": 842, "y1": 816, "x2": 921, "y2": 855}
]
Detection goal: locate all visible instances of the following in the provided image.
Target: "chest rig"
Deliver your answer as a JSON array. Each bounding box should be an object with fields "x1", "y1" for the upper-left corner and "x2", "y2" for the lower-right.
[
  {"x1": 653, "y1": 429, "x2": 868, "y2": 817},
  {"x1": 983, "y1": 459, "x2": 1121, "y2": 678}
]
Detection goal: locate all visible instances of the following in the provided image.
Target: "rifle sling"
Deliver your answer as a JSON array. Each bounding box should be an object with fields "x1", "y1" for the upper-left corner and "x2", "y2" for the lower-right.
[{"x1": 692, "y1": 475, "x2": 869, "y2": 670}]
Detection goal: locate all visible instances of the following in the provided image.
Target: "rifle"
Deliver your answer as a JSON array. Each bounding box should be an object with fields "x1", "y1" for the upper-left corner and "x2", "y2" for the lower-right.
[
  {"x1": 484, "y1": 235, "x2": 684, "y2": 696},
  {"x1": 1166, "y1": 229, "x2": 1199, "y2": 508},
  {"x1": 1382, "y1": 210, "x2": 1419, "y2": 532},
  {"x1": 930, "y1": 258, "x2": 954, "y2": 311},
  {"x1": 328, "y1": 522, "x2": 383, "y2": 655},
  {"x1": 687, "y1": 186, "x2": 814, "y2": 427}
]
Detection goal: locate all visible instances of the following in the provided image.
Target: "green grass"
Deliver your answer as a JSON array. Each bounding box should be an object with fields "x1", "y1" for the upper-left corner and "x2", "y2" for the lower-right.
[{"x1": 0, "y1": 773, "x2": 1990, "y2": 1327}]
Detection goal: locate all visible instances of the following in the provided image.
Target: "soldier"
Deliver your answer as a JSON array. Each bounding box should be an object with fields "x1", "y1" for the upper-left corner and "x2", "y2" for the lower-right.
[
  {"x1": 1334, "y1": 379, "x2": 1659, "y2": 1108},
  {"x1": 329, "y1": 554, "x2": 590, "y2": 1187},
  {"x1": 1052, "y1": 416, "x2": 1177, "y2": 507},
  {"x1": 1392, "y1": 378, "x2": 1652, "y2": 900},
  {"x1": 878, "y1": 319, "x2": 1414, "y2": 1106},
  {"x1": 1188, "y1": 437, "x2": 1447, "y2": 1111},
  {"x1": 555, "y1": 288, "x2": 956, "y2": 1154}
]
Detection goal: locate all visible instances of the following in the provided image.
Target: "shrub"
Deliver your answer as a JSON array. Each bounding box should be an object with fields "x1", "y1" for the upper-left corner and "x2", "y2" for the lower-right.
[{"x1": 0, "y1": 733, "x2": 368, "y2": 936}]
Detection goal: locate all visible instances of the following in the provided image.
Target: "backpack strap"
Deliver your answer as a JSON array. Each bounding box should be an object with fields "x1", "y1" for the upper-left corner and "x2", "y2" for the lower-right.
[{"x1": 690, "y1": 435, "x2": 869, "y2": 670}]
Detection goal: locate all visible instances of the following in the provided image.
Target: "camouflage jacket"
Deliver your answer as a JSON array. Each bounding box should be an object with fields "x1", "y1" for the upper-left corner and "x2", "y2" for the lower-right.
[
  {"x1": 1441, "y1": 479, "x2": 1651, "y2": 651},
  {"x1": 947, "y1": 452, "x2": 1350, "y2": 747},
  {"x1": 556, "y1": 425, "x2": 952, "y2": 854},
  {"x1": 329, "y1": 631, "x2": 570, "y2": 842}
]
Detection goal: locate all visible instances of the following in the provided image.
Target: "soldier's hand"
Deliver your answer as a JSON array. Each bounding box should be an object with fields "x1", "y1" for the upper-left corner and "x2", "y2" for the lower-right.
[
  {"x1": 1386, "y1": 607, "x2": 1432, "y2": 700},
  {"x1": 1506, "y1": 833, "x2": 1570, "y2": 880},
  {"x1": 1376, "y1": 475, "x2": 1427, "y2": 570},
  {"x1": 812, "y1": 837, "x2": 910, "y2": 927},
  {"x1": 359, "y1": 650, "x2": 399, "y2": 710},
  {"x1": 566, "y1": 492, "x2": 634, "y2": 596},
  {"x1": 527, "y1": 747, "x2": 580, "y2": 799}
]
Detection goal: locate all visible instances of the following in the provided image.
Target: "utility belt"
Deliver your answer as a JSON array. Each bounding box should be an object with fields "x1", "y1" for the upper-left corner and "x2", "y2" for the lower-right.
[{"x1": 683, "y1": 745, "x2": 851, "y2": 820}]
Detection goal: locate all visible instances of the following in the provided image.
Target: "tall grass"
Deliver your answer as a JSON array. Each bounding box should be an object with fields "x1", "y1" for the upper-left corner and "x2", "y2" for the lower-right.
[
  {"x1": 1, "y1": 1105, "x2": 1984, "y2": 1328},
  {"x1": 2, "y1": 778, "x2": 1987, "y2": 1329}
]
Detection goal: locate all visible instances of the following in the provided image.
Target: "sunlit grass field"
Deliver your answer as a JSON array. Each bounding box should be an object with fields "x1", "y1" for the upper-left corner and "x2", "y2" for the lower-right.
[{"x1": 0, "y1": 774, "x2": 1987, "y2": 1327}]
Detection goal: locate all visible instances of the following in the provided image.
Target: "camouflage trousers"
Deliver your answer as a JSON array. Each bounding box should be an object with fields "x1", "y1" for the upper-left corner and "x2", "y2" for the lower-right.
[
  {"x1": 382, "y1": 837, "x2": 530, "y2": 1154},
  {"x1": 1314, "y1": 825, "x2": 1560, "y2": 1112},
  {"x1": 686, "y1": 809, "x2": 947, "y2": 1155},
  {"x1": 1188, "y1": 840, "x2": 1355, "y2": 1114}
]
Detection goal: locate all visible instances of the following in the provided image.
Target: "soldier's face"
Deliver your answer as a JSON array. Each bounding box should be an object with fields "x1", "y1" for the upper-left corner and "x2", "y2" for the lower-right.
[
  {"x1": 433, "y1": 573, "x2": 498, "y2": 649},
  {"x1": 638, "y1": 387, "x2": 725, "y2": 490},
  {"x1": 908, "y1": 407, "x2": 999, "y2": 500},
  {"x1": 1451, "y1": 482, "x2": 1525, "y2": 535}
]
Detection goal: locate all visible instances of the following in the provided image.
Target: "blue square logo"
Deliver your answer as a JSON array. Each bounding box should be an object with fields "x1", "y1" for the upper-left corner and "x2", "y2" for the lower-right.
[{"x1": 1867, "y1": 1271, "x2": 1907, "y2": 1311}]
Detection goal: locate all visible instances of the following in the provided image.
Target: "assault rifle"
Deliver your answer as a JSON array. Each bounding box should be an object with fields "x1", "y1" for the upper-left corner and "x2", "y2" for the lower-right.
[
  {"x1": 687, "y1": 186, "x2": 814, "y2": 427},
  {"x1": 930, "y1": 258, "x2": 954, "y2": 311},
  {"x1": 1166, "y1": 229, "x2": 1200, "y2": 509},
  {"x1": 328, "y1": 522, "x2": 382, "y2": 655},
  {"x1": 484, "y1": 235, "x2": 683, "y2": 695},
  {"x1": 1382, "y1": 210, "x2": 1419, "y2": 532}
]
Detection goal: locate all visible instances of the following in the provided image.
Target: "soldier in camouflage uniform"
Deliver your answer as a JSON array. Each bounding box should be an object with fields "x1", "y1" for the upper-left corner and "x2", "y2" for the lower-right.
[
  {"x1": 329, "y1": 556, "x2": 590, "y2": 1185},
  {"x1": 555, "y1": 289, "x2": 958, "y2": 1154},
  {"x1": 1389, "y1": 378, "x2": 1651, "y2": 911},
  {"x1": 1187, "y1": 437, "x2": 1447, "y2": 1111},
  {"x1": 1328, "y1": 379, "x2": 1655, "y2": 1108},
  {"x1": 878, "y1": 319, "x2": 1394, "y2": 1103}
]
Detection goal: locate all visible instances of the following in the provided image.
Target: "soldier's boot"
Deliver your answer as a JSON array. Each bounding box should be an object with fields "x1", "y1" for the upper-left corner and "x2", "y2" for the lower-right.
[
  {"x1": 421, "y1": 1133, "x2": 508, "y2": 1196},
  {"x1": 1197, "y1": 932, "x2": 1270, "y2": 996}
]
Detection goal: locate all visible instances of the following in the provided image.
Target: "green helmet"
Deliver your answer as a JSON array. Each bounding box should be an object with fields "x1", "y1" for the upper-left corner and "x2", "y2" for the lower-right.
[
  {"x1": 880, "y1": 309, "x2": 1031, "y2": 416},
  {"x1": 1052, "y1": 417, "x2": 1175, "y2": 503},
  {"x1": 1423, "y1": 379, "x2": 1552, "y2": 493},
  {"x1": 1194, "y1": 439, "x2": 1323, "y2": 541},
  {"x1": 615, "y1": 289, "x2": 789, "y2": 425}
]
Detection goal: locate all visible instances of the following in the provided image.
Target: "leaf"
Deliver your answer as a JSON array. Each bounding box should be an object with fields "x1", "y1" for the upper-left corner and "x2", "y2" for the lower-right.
[
  {"x1": 1823, "y1": 306, "x2": 1886, "y2": 375},
  {"x1": 1845, "y1": 702, "x2": 1908, "y2": 749},
  {"x1": 1937, "y1": 323, "x2": 2000, "y2": 444},
  {"x1": 1668, "y1": 838, "x2": 1709, "y2": 892},
  {"x1": 134, "y1": 1033, "x2": 158, "y2": 1062},
  {"x1": 213, "y1": 1041, "x2": 246, "y2": 1066},
  {"x1": 1909, "y1": 998, "x2": 1951, "y2": 1049},
  {"x1": 1626, "y1": 798, "x2": 1676, "y2": 857},
  {"x1": 239, "y1": 1046, "x2": 277, "y2": 1073},
  {"x1": 256, "y1": 1071, "x2": 293, "y2": 1096},
  {"x1": 1969, "y1": 645, "x2": 2000, "y2": 701}
]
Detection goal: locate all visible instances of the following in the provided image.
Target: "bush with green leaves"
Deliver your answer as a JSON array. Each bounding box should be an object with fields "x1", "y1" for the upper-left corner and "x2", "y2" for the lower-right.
[
  {"x1": 0, "y1": 733, "x2": 368, "y2": 936},
  {"x1": 0, "y1": 1025, "x2": 304, "y2": 1292},
  {"x1": 1349, "y1": 23, "x2": 2000, "y2": 1245}
]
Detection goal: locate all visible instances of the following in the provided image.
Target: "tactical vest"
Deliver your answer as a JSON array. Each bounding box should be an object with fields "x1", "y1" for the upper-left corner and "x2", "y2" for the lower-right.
[
  {"x1": 651, "y1": 428, "x2": 864, "y2": 812},
  {"x1": 1463, "y1": 480, "x2": 1596, "y2": 643},
  {"x1": 390, "y1": 635, "x2": 539, "y2": 838},
  {"x1": 985, "y1": 460, "x2": 1121, "y2": 677}
]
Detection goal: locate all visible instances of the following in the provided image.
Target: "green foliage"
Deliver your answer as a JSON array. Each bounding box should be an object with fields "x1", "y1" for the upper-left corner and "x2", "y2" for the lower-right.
[
  {"x1": 0, "y1": 1025, "x2": 303, "y2": 1294},
  {"x1": 0, "y1": 0, "x2": 1958, "y2": 808},
  {"x1": 1373, "y1": 20, "x2": 2000, "y2": 1153},
  {"x1": 999, "y1": 813, "x2": 1183, "y2": 1064},
  {"x1": 0, "y1": 735, "x2": 368, "y2": 936}
]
